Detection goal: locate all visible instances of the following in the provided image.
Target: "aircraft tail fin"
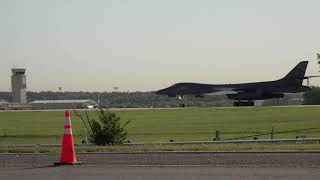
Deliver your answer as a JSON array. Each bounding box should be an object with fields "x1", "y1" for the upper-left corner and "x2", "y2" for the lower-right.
[{"x1": 280, "y1": 61, "x2": 308, "y2": 85}]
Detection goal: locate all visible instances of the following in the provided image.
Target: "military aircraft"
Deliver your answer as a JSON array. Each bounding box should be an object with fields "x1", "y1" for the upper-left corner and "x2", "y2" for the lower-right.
[{"x1": 156, "y1": 61, "x2": 311, "y2": 107}]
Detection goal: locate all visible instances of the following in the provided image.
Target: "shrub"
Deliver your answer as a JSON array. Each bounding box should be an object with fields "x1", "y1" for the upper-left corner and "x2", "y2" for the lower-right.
[{"x1": 75, "y1": 109, "x2": 130, "y2": 145}]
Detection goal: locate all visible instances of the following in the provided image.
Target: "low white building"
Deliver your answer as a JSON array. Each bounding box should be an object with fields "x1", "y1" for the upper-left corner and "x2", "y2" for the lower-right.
[
  {"x1": 0, "y1": 100, "x2": 8, "y2": 110},
  {"x1": 29, "y1": 99, "x2": 95, "y2": 109}
]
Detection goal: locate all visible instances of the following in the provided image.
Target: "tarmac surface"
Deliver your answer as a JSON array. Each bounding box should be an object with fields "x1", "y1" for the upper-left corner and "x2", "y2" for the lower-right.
[{"x1": 1, "y1": 152, "x2": 320, "y2": 179}]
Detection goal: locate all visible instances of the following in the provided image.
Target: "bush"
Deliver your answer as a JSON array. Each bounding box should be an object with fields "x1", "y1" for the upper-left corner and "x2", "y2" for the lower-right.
[
  {"x1": 75, "y1": 109, "x2": 130, "y2": 145},
  {"x1": 303, "y1": 86, "x2": 320, "y2": 105}
]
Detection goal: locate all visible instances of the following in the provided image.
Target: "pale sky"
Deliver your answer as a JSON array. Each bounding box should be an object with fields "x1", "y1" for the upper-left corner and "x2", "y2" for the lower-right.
[{"x1": 0, "y1": 0, "x2": 320, "y2": 92}]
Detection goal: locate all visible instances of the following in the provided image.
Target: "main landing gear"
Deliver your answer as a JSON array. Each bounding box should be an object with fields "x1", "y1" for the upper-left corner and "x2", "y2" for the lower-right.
[
  {"x1": 233, "y1": 101, "x2": 255, "y2": 107},
  {"x1": 178, "y1": 95, "x2": 185, "y2": 107}
]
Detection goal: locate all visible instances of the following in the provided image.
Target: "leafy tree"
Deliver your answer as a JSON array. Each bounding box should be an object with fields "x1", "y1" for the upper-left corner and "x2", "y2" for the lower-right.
[
  {"x1": 75, "y1": 109, "x2": 130, "y2": 145},
  {"x1": 303, "y1": 87, "x2": 320, "y2": 105},
  {"x1": 0, "y1": 92, "x2": 11, "y2": 102}
]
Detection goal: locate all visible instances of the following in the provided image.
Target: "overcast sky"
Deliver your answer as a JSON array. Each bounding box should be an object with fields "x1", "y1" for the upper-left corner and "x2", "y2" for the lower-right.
[{"x1": 0, "y1": 0, "x2": 320, "y2": 92}]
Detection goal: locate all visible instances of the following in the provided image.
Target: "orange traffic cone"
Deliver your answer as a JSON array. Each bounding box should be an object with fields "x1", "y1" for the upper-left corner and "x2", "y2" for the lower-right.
[{"x1": 54, "y1": 110, "x2": 81, "y2": 165}]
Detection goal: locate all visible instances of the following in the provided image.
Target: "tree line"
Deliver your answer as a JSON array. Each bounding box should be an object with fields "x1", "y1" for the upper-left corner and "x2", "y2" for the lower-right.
[
  {"x1": 0, "y1": 87, "x2": 319, "y2": 107},
  {"x1": 0, "y1": 91, "x2": 232, "y2": 108}
]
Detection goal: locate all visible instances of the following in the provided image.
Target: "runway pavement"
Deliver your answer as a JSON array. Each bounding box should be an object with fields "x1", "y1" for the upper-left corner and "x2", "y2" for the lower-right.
[
  {"x1": 1, "y1": 166, "x2": 320, "y2": 180},
  {"x1": 1, "y1": 152, "x2": 320, "y2": 179},
  {"x1": 2, "y1": 105, "x2": 320, "y2": 112}
]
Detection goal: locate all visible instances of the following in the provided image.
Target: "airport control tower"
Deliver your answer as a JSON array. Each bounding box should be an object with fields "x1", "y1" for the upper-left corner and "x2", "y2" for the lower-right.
[{"x1": 11, "y1": 69, "x2": 27, "y2": 104}]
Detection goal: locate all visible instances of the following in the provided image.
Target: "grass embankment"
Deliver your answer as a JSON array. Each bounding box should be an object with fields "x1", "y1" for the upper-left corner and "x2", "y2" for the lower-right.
[{"x1": 0, "y1": 107, "x2": 320, "y2": 144}]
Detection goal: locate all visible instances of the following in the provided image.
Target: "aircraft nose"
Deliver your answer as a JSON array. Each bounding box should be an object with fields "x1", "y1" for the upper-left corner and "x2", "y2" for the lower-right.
[
  {"x1": 155, "y1": 89, "x2": 163, "y2": 95},
  {"x1": 155, "y1": 88, "x2": 168, "y2": 95}
]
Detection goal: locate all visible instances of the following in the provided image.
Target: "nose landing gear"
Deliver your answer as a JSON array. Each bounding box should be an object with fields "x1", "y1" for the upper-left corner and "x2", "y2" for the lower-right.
[{"x1": 178, "y1": 95, "x2": 185, "y2": 107}]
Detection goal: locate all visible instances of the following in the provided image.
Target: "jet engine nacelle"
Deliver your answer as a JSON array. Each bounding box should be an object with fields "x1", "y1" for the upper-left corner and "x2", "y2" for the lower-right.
[{"x1": 227, "y1": 92, "x2": 284, "y2": 100}]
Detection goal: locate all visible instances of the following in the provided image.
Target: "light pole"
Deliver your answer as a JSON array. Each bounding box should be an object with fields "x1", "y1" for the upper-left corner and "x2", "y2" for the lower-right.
[
  {"x1": 317, "y1": 53, "x2": 320, "y2": 72},
  {"x1": 113, "y1": 87, "x2": 119, "y2": 92},
  {"x1": 304, "y1": 54, "x2": 320, "y2": 86},
  {"x1": 97, "y1": 93, "x2": 100, "y2": 106},
  {"x1": 55, "y1": 87, "x2": 62, "y2": 103}
]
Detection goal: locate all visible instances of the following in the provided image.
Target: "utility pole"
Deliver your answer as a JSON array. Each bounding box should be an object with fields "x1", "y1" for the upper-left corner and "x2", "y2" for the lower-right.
[
  {"x1": 97, "y1": 93, "x2": 100, "y2": 106},
  {"x1": 317, "y1": 53, "x2": 320, "y2": 72}
]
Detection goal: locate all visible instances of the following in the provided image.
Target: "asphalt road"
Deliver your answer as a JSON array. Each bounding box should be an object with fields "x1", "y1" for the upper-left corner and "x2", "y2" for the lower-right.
[
  {"x1": 2, "y1": 166, "x2": 320, "y2": 180},
  {"x1": 1, "y1": 152, "x2": 320, "y2": 180}
]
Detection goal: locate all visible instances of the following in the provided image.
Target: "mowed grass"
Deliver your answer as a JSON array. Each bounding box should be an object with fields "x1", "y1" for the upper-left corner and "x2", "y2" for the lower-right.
[
  {"x1": 1, "y1": 143, "x2": 320, "y2": 153},
  {"x1": 0, "y1": 107, "x2": 320, "y2": 144}
]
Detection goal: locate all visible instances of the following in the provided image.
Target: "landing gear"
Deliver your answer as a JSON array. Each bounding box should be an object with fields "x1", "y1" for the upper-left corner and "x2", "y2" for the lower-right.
[
  {"x1": 179, "y1": 103, "x2": 185, "y2": 107},
  {"x1": 233, "y1": 101, "x2": 255, "y2": 107},
  {"x1": 178, "y1": 95, "x2": 185, "y2": 108}
]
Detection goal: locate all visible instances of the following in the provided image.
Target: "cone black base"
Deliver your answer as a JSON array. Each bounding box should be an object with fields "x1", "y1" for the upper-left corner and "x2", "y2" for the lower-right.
[{"x1": 54, "y1": 161, "x2": 82, "y2": 166}]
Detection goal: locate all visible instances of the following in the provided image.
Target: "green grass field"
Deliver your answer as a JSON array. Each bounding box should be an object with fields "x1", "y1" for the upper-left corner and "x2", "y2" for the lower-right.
[
  {"x1": 0, "y1": 107, "x2": 320, "y2": 144},
  {"x1": 1, "y1": 143, "x2": 320, "y2": 153}
]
